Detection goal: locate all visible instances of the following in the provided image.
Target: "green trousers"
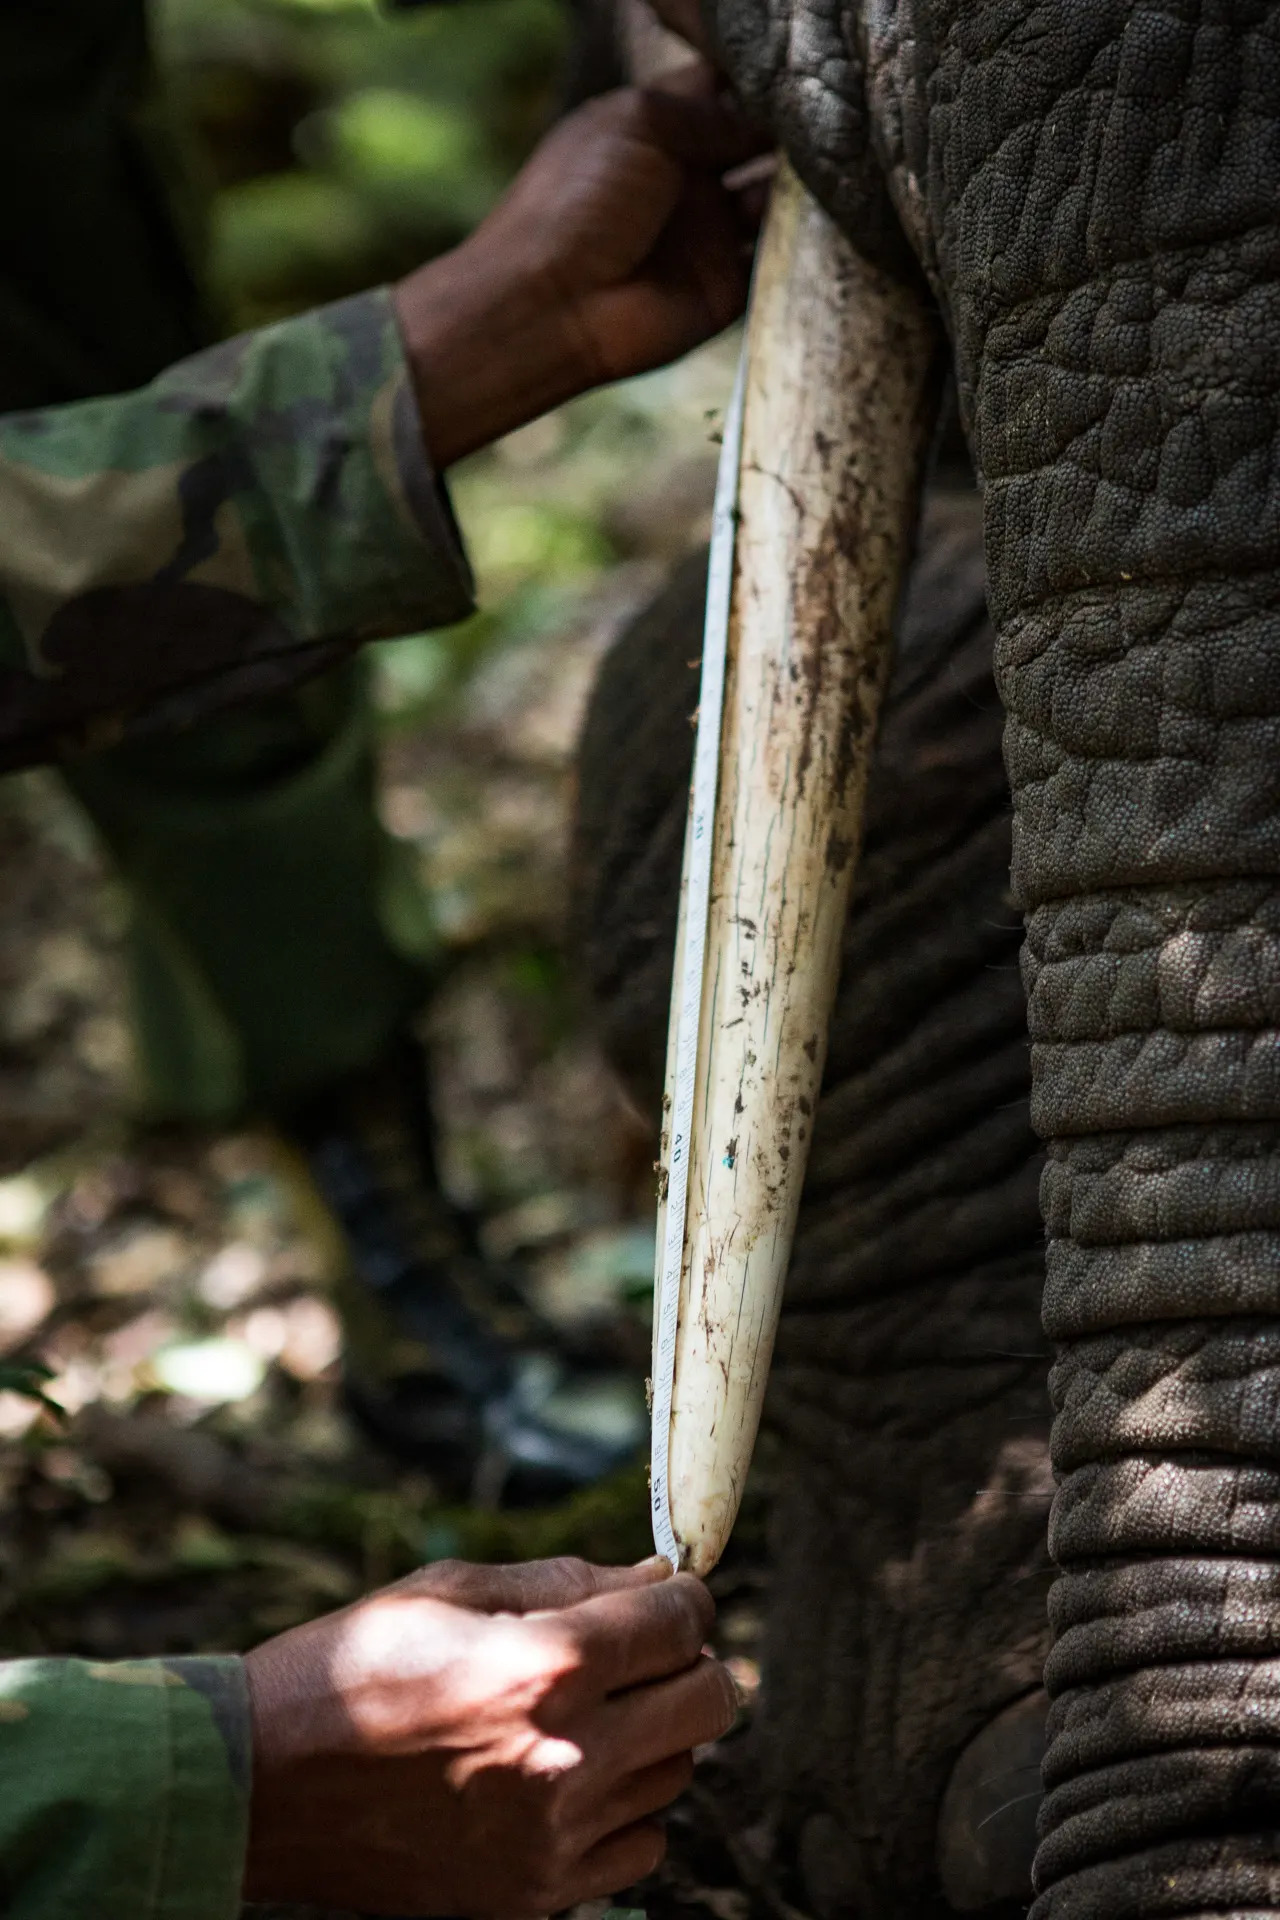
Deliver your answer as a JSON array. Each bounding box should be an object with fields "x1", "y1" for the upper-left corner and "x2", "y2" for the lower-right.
[{"x1": 66, "y1": 664, "x2": 434, "y2": 1124}]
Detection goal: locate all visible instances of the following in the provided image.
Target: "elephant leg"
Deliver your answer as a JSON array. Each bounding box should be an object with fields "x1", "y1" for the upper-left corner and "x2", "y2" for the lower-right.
[
  {"x1": 573, "y1": 489, "x2": 1050, "y2": 1919},
  {"x1": 697, "y1": 9, "x2": 1280, "y2": 1910}
]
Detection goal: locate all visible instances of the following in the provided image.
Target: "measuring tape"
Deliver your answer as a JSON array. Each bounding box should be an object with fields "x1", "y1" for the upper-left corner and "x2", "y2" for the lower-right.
[{"x1": 649, "y1": 351, "x2": 747, "y2": 1571}]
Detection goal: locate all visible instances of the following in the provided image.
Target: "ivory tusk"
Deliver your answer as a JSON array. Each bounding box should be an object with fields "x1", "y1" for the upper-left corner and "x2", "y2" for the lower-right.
[{"x1": 653, "y1": 160, "x2": 940, "y2": 1576}]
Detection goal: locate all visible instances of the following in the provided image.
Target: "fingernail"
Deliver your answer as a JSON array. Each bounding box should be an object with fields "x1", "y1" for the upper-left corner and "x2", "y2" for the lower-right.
[{"x1": 633, "y1": 1553, "x2": 675, "y2": 1575}]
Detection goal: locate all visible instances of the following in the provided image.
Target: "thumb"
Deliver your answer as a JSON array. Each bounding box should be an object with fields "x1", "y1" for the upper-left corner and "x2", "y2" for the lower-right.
[
  {"x1": 634, "y1": 84, "x2": 769, "y2": 172},
  {"x1": 550, "y1": 1572, "x2": 715, "y2": 1695}
]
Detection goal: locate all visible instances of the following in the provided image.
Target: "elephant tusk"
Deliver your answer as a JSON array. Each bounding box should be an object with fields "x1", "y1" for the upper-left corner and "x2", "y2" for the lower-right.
[{"x1": 651, "y1": 159, "x2": 941, "y2": 1576}]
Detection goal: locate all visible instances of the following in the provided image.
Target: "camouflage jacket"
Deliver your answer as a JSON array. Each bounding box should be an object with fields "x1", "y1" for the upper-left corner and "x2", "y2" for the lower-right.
[
  {"x1": 0, "y1": 0, "x2": 475, "y2": 776},
  {"x1": 0, "y1": 7, "x2": 474, "y2": 1914},
  {"x1": 0, "y1": 291, "x2": 483, "y2": 1915},
  {"x1": 0, "y1": 287, "x2": 477, "y2": 773},
  {"x1": 0, "y1": 1655, "x2": 250, "y2": 1919}
]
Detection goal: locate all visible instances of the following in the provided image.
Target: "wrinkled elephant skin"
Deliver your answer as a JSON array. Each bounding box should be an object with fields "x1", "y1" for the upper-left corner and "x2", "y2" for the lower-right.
[
  {"x1": 576, "y1": 497, "x2": 1051, "y2": 1919},
  {"x1": 715, "y1": 6, "x2": 1280, "y2": 1917},
  {"x1": 579, "y1": 5, "x2": 1280, "y2": 1918}
]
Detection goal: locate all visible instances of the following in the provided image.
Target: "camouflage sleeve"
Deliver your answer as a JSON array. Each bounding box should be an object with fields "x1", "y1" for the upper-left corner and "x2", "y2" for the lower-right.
[
  {"x1": 0, "y1": 287, "x2": 475, "y2": 771},
  {"x1": 0, "y1": 1654, "x2": 250, "y2": 1920}
]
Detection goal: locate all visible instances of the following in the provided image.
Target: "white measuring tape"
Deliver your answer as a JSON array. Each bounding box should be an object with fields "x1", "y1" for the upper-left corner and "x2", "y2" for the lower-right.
[{"x1": 650, "y1": 351, "x2": 747, "y2": 1571}]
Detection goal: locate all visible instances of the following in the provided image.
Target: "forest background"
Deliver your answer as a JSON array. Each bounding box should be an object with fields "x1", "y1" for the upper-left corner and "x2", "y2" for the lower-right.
[{"x1": 0, "y1": 0, "x2": 769, "y2": 1708}]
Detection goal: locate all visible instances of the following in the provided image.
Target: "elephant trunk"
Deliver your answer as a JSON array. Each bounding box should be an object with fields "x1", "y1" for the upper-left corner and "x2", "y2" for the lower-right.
[
  {"x1": 979, "y1": 138, "x2": 1280, "y2": 1919},
  {"x1": 1028, "y1": 938, "x2": 1280, "y2": 1920},
  {"x1": 694, "y1": 1, "x2": 1280, "y2": 1908}
]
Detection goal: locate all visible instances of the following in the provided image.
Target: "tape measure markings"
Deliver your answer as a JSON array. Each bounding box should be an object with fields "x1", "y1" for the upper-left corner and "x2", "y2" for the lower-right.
[{"x1": 650, "y1": 350, "x2": 747, "y2": 1571}]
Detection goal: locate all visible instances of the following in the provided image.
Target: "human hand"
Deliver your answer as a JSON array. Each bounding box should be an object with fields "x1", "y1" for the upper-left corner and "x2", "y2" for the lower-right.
[
  {"x1": 241, "y1": 1555, "x2": 737, "y2": 1916},
  {"x1": 393, "y1": 75, "x2": 765, "y2": 468}
]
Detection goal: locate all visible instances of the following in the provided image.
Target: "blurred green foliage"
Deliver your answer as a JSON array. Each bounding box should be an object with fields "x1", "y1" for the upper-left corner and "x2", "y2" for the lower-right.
[
  {"x1": 153, "y1": 0, "x2": 569, "y2": 328},
  {"x1": 287, "y1": 1462, "x2": 654, "y2": 1593},
  {"x1": 147, "y1": 0, "x2": 733, "y2": 741},
  {"x1": 148, "y1": 0, "x2": 646, "y2": 726}
]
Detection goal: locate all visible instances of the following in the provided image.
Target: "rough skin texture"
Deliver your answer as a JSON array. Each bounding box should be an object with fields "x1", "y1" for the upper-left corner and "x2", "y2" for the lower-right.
[
  {"x1": 575, "y1": 494, "x2": 1051, "y2": 1917},
  {"x1": 698, "y1": 2, "x2": 1280, "y2": 1914}
]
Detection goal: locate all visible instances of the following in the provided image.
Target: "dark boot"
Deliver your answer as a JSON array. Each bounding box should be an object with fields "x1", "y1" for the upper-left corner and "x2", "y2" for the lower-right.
[{"x1": 288, "y1": 1033, "x2": 644, "y2": 1507}]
